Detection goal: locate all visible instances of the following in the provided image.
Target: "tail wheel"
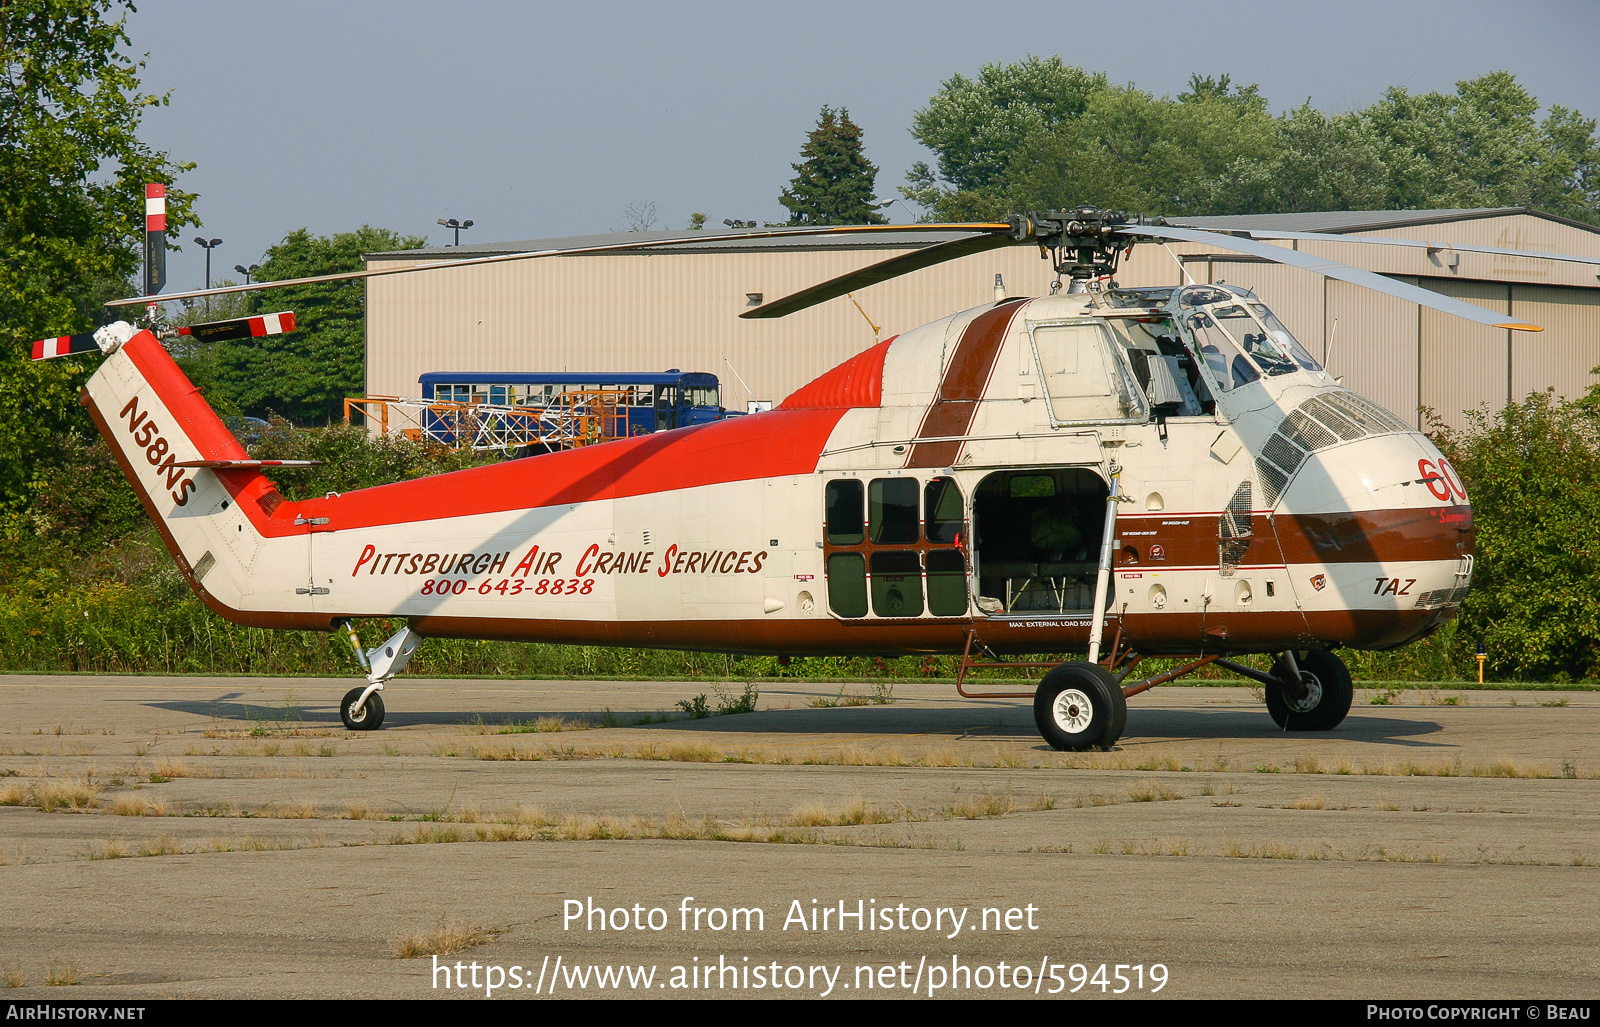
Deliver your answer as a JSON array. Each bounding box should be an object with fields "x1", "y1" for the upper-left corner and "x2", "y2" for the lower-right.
[
  {"x1": 340, "y1": 687, "x2": 385, "y2": 731},
  {"x1": 1266, "y1": 649, "x2": 1352, "y2": 731},
  {"x1": 1033, "y1": 662, "x2": 1127, "y2": 751}
]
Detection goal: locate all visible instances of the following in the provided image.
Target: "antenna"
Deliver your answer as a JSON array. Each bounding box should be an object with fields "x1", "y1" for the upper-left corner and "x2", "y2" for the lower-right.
[
  {"x1": 1162, "y1": 243, "x2": 1195, "y2": 285},
  {"x1": 844, "y1": 292, "x2": 882, "y2": 344},
  {"x1": 722, "y1": 357, "x2": 754, "y2": 402}
]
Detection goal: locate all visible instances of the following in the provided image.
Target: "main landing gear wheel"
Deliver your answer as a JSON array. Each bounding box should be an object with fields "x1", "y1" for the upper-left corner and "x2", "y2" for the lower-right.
[
  {"x1": 1266, "y1": 649, "x2": 1353, "y2": 731},
  {"x1": 1034, "y1": 662, "x2": 1127, "y2": 751},
  {"x1": 340, "y1": 687, "x2": 385, "y2": 731}
]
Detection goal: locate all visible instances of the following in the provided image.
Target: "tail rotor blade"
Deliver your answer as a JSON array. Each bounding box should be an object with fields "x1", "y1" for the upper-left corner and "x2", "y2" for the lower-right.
[{"x1": 30, "y1": 334, "x2": 99, "y2": 360}]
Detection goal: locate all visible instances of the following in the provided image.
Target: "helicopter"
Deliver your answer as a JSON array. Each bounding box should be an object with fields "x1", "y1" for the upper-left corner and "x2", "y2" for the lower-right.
[{"x1": 37, "y1": 205, "x2": 1591, "y2": 751}]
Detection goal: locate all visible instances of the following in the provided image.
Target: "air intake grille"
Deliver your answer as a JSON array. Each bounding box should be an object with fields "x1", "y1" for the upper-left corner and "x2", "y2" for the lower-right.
[{"x1": 1254, "y1": 390, "x2": 1418, "y2": 508}]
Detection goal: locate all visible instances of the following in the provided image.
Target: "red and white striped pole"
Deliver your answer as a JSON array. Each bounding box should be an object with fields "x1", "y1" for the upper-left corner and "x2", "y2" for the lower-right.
[{"x1": 144, "y1": 184, "x2": 167, "y2": 318}]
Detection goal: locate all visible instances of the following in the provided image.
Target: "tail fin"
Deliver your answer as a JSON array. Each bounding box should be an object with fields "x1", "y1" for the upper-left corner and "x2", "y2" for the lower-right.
[{"x1": 79, "y1": 322, "x2": 325, "y2": 629}]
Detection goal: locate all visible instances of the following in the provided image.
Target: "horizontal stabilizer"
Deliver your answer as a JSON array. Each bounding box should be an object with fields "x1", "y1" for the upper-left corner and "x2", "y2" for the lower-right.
[
  {"x1": 178, "y1": 311, "x2": 297, "y2": 343},
  {"x1": 172, "y1": 459, "x2": 322, "y2": 469},
  {"x1": 31, "y1": 334, "x2": 99, "y2": 360}
]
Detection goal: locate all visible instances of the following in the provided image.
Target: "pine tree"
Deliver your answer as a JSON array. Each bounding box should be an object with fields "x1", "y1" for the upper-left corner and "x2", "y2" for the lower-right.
[{"x1": 779, "y1": 107, "x2": 887, "y2": 225}]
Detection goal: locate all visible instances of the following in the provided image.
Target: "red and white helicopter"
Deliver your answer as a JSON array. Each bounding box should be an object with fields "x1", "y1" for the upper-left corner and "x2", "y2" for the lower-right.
[{"x1": 38, "y1": 206, "x2": 1590, "y2": 750}]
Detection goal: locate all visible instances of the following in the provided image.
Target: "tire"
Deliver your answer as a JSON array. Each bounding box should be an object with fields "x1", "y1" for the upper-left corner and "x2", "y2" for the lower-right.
[
  {"x1": 1266, "y1": 649, "x2": 1352, "y2": 731},
  {"x1": 1034, "y1": 662, "x2": 1127, "y2": 751},
  {"x1": 340, "y1": 687, "x2": 385, "y2": 731}
]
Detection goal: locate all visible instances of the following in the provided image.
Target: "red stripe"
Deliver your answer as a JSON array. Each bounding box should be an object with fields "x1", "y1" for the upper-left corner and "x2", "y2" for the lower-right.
[
  {"x1": 144, "y1": 183, "x2": 165, "y2": 198},
  {"x1": 905, "y1": 299, "x2": 1028, "y2": 467},
  {"x1": 146, "y1": 216, "x2": 166, "y2": 231},
  {"x1": 248, "y1": 316, "x2": 266, "y2": 336},
  {"x1": 120, "y1": 329, "x2": 845, "y2": 536}
]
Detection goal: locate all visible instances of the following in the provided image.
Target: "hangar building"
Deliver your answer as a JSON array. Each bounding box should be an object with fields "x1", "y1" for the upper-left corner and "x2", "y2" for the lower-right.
[{"x1": 363, "y1": 208, "x2": 1600, "y2": 430}]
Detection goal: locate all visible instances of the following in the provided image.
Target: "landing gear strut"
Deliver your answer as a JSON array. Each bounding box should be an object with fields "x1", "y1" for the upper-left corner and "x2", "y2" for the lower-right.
[{"x1": 337, "y1": 622, "x2": 422, "y2": 731}]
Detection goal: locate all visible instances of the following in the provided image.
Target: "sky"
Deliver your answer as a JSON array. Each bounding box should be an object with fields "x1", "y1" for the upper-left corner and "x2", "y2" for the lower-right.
[{"x1": 123, "y1": 0, "x2": 1600, "y2": 293}]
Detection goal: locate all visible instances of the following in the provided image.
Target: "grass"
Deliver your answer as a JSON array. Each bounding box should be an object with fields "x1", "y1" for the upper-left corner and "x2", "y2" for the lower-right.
[
  {"x1": 393, "y1": 923, "x2": 502, "y2": 959},
  {"x1": 1127, "y1": 782, "x2": 1184, "y2": 803},
  {"x1": 0, "y1": 780, "x2": 99, "y2": 811},
  {"x1": 44, "y1": 965, "x2": 82, "y2": 987}
]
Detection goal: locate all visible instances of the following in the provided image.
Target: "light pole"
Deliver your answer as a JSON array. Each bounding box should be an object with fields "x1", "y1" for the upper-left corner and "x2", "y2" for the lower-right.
[
  {"x1": 233, "y1": 263, "x2": 259, "y2": 284},
  {"x1": 437, "y1": 218, "x2": 474, "y2": 246},
  {"x1": 194, "y1": 237, "x2": 223, "y2": 289}
]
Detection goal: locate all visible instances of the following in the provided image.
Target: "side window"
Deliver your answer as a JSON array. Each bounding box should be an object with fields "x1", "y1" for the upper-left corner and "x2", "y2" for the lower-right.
[
  {"x1": 826, "y1": 480, "x2": 864, "y2": 545},
  {"x1": 870, "y1": 551, "x2": 923, "y2": 617},
  {"x1": 925, "y1": 476, "x2": 963, "y2": 543},
  {"x1": 926, "y1": 550, "x2": 967, "y2": 616},
  {"x1": 1031, "y1": 323, "x2": 1139, "y2": 423},
  {"x1": 827, "y1": 553, "x2": 867, "y2": 617},
  {"x1": 868, "y1": 478, "x2": 918, "y2": 544}
]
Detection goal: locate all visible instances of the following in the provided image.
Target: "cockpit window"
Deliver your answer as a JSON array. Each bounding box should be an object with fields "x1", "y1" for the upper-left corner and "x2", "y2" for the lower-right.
[
  {"x1": 1213, "y1": 305, "x2": 1297, "y2": 377},
  {"x1": 1250, "y1": 304, "x2": 1323, "y2": 372},
  {"x1": 1187, "y1": 312, "x2": 1260, "y2": 391}
]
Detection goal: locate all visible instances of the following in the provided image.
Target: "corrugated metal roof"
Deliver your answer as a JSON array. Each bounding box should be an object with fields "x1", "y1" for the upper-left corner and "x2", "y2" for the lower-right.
[
  {"x1": 367, "y1": 226, "x2": 971, "y2": 261},
  {"x1": 1171, "y1": 207, "x2": 1600, "y2": 235},
  {"x1": 369, "y1": 208, "x2": 1600, "y2": 262}
]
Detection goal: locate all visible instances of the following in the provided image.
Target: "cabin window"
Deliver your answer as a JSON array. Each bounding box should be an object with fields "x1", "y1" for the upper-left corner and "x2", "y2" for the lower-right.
[
  {"x1": 926, "y1": 550, "x2": 968, "y2": 616},
  {"x1": 1188, "y1": 312, "x2": 1260, "y2": 391},
  {"x1": 825, "y1": 480, "x2": 864, "y2": 545},
  {"x1": 924, "y1": 476, "x2": 963, "y2": 544},
  {"x1": 1030, "y1": 322, "x2": 1141, "y2": 424},
  {"x1": 826, "y1": 553, "x2": 868, "y2": 617},
  {"x1": 868, "y1": 478, "x2": 918, "y2": 544},
  {"x1": 822, "y1": 475, "x2": 969, "y2": 619},
  {"x1": 870, "y1": 551, "x2": 923, "y2": 617}
]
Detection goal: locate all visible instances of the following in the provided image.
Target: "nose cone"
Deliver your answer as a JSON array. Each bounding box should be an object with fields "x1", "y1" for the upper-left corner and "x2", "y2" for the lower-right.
[{"x1": 1274, "y1": 433, "x2": 1474, "y2": 649}]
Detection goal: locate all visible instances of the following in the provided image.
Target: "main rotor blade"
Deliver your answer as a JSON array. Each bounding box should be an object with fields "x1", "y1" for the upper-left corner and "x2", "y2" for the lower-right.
[
  {"x1": 740, "y1": 231, "x2": 1014, "y2": 319},
  {"x1": 1121, "y1": 225, "x2": 1544, "y2": 332},
  {"x1": 1220, "y1": 228, "x2": 1600, "y2": 268},
  {"x1": 106, "y1": 223, "x2": 1011, "y2": 309}
]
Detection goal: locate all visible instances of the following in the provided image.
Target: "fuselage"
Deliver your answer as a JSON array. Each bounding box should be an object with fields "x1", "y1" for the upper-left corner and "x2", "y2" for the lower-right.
[{"x1": 85, "y1": 284, "x2": 1473, "y2": 658}]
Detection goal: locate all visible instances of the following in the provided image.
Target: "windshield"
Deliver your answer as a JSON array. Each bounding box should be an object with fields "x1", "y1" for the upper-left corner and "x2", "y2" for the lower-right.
[
  {"x1": 1214, "y1": 304, "x2": 1297, "y2": 377},
  {"x1": 1250, "y1": 304, "x2": 1323, "y2": 372},
  {"x1": 1186, "y1": 311, "x2": 1259, "y2": 391}
]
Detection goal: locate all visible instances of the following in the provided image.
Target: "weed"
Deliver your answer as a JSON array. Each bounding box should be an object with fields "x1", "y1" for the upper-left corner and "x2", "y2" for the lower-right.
[
  {"x1": 1562, "y1": 760, "x2": 1578, "y2": 780},
  {"x1": 1538, "y1": 697, "x2": 1571, "y2": 707},
  {"x1": 1199, "y1": 782, "x2": 1215, "y2": 796},
  {"x1": 870, "y1": 682, "x2": 896, "y2": 705},
  {"x1": 809, "y1": 687, "x2": 870, "y2": 708},
  {"x1": 5, "y1": 969, "x2": 23, "y2": 988},
  {"x1": 44, "y1": 965, "x2": 81, "y2": 987},
  {"x1": 138, "y1": 836, "x2": 182, "y2": 857},
  {"x1": 1369, "y1": 686, "x2": 1404, "y2": 706},
  {"x1": 1288, "y1": 797, "x2": 1327, "y2": 810},
  {"x1": 108, "y1": 796, "x2": 167, "y2": 817},
  {"x1": 0, "y1": 769, "x2": 17, "y2": 778},
  {"x1": 1253, "y1": 764, "x2": 1282, "y2": 774},
  {"x1": 393, "y1": 923, "x2": 501, "y2": 959},
  {"x1": 713, "y1": 682, "x2": 759, "y2": 715},
  {"x1": 675, "y1": 694, "x2": 711, "y2": 719},
  {"x1": 1127, "y1": 783, "x2": 1183, "y2": 803}
]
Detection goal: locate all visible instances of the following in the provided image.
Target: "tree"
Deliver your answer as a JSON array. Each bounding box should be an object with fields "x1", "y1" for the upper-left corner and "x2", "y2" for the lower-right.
[
  {"x1": 196, "y1": 227, "x2": 425, "y2": 424},
  {"x1": 1434, "y1": 392, "x2": 1600, "y2": 680},
  {"x1": 1362, "y1": 72, "x2": 1600, "y2": 220},
  {"x1": 622, "y1": 200, "x2": 659, "y2": 231},
  {"x1": 779, "y1": 106, "x2": 886, "y2": 226},
  {"x1": 0, "y1": 0, "x2": 197, "y2": 509},
  {"x1": 903, "y1": 61, "x2": 1600, "y2": 225}
]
